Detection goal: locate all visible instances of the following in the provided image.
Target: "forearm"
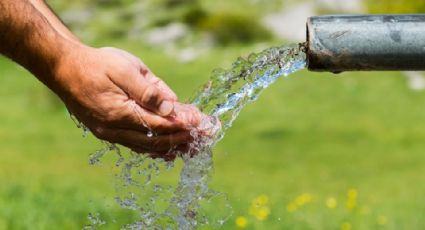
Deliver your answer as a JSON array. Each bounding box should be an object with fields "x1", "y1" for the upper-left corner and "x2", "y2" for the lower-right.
[
  {"x1": 0, "y1": 0, "x2": 73, "y2": 90},
  {"x1": 29, "y1": 0, "x2": 80, "y2": 43}
]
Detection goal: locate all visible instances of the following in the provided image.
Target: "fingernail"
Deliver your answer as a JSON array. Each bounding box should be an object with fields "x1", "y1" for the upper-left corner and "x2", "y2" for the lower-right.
[{"x1": 159, "y1": 101, "x2": 174, "y2": 116}]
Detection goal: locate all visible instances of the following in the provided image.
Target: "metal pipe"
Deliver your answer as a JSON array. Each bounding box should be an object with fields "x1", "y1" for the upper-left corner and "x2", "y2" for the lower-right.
[{"x1": 306, "y1": 14, "x2": 425, "y2": 73}]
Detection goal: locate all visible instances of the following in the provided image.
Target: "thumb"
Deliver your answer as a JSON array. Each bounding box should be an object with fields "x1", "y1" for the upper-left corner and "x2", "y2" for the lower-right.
[{"x1": 114, "y1": 69, "x2": 175, "y2": 116}]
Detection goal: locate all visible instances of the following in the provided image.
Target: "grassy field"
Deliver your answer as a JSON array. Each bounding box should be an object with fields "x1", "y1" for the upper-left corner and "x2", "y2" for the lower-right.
[{"x1": 1, "y1": 41, "x2": 425, "y2": 229}]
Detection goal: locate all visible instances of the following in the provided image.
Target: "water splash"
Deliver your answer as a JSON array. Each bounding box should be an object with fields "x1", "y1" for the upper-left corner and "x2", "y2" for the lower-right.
[
  {"x1": 171, "y1": 43, "x2": 306, "y2": 229},
  {"x1": 83, "y1": 212, "x2": 106, "y2": 229},
  {"x1": 70, "y1": 114, "x2": 89, "y2": 138},
  {"x1": 192, "y1": 43, "x2": 306, "y2": 139},
  {"x1": 84, "y1": 43, "x2": 306, "y2": 229},
  {"x1": 88, "y1": 142, "x2": 120, "y2": 165}
]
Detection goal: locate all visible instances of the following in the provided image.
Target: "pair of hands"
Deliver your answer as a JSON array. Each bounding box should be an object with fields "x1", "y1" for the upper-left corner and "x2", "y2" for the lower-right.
[{"x1": 54, "y1": 45, "x2": 205, "y2": 159}]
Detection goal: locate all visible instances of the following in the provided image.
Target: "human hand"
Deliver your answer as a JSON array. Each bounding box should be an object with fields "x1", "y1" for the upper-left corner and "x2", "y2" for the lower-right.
[
  {"x1": 0, "y1": 0, "x2": 214, "y2": 160},
  {"x1": 51, "y1": 45, "x2": 203, "y2": 159}
]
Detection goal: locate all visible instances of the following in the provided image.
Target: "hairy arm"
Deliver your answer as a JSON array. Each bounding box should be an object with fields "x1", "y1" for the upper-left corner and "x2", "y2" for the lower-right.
[
  {"x1": 29, "y1": 0, "x2": 80, "y2": 42},
  {"x1": 0, "y1": 0, "x2": 203, "y2": 159},
  {"x1": 0, "y1": 0, "x2": 67, "y2": 85}
]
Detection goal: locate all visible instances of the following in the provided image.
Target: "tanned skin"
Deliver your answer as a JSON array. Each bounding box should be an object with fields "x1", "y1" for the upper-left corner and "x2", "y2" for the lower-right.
[{"x1": 0, "y1": 0, "x2": 204, "y2": 159}]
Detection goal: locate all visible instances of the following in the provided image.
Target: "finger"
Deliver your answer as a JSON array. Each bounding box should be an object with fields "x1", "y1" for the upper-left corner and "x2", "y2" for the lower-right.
[
  {"x1": 102, "y1": 128, "x2": 193, "y2": 152},
  {"x1": 172, "y1": 103, "x2": 203, "y2": 128},
  {"x1": 111, "y1": 68, "x2": 175, "y2": 116},
  {"x1": 118, "y1": 102, "x2": 191, "y2": 134},
  {"x1": 109, "y1": 49, "x2": 178, "y2": 104},
  {"x1": 101, "y1": 47, "x2": 178, "y2": 103},
  {"x1": 142, "y1": 69, "x2": 178, "y2": 101},
  {"x1": 134, "y1": 79, "x2": 174, "y2": 116},
  {"x1": 96, "y1": 101, "x2": 203, "y2": 135},
  {"x1": 115, "y1": 102, "x2": 203, "y2": 134}
]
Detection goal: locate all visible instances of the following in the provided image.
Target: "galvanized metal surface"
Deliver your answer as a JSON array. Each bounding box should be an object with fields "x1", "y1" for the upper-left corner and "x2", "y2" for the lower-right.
[{"x1": 307, "y1": 15, "x2": 425, "y2": 72}]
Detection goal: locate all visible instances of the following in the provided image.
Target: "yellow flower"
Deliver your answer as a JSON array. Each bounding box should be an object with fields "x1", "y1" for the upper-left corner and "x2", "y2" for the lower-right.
[
  {"x1": 347, "y1": 189, "x2": 358, "y2": 199},
  {"x1": 295, "y1": 193, "x2": 313, "y2": 206},
  {"x1": 252, "y1": 194, "x2": 269, "y2": 207},
  {"x1": 235, "y1": 216, "x2": 248, "y2": 228},
  {"x1": 346, "y1": 199, "x2": 357, "y2": 210},
  {"x1": 341, "y1": 222, "x2": 352, "y2": 230},
  {"x1": 249, "y1": 194, "x2": 271, "y2": 220},
  {"x1": 377, "y1": 215, "x2": 387, "y2": 225},
  {"x1": 255, "y1": 206, "x2": 270, "y2": 221},
  {"x1": 346, "y1": 189, "x2": 358, "y2": 210},
  {"x1": 287, "y1": 203, "x2": 297, "y2": 213},
  {"x1": 326, "y1": 197, "x2": 337, "y2": 209}
]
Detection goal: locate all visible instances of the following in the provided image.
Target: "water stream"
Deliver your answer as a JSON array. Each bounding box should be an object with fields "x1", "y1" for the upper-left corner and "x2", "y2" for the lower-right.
[{"x1": 84, "y1": 43, "x2": 306, "y2": 229}]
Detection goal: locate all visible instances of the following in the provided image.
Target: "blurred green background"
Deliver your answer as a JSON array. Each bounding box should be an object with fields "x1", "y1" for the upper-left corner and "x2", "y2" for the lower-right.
[{"x1": 1, "y1": 0, "x2": 425, "y2": 229}]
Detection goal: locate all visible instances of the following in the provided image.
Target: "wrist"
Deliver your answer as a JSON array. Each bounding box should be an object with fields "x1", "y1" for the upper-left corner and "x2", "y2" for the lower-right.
[
  {"x1": 31, "y1": 34, "x2": 77, "y2": 89},
  {"x1": 49, "y1": 40, "x2": 94, "y2": 100}
]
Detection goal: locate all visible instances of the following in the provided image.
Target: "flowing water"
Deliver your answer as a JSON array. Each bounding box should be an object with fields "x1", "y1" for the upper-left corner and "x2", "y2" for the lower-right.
[{"x1": 83, "y1": 43, "x2": 306, "y2": 229}]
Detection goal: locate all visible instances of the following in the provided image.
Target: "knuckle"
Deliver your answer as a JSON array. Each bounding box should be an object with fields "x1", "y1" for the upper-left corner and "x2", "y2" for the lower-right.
[{"x1": 140, "y1": 67, "x2": 149, "y2": 76}]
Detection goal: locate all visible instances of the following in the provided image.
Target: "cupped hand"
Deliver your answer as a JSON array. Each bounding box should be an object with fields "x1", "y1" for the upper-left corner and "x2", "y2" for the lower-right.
[{"x1": 52, "y1": 45, "x2": 204, "y2": 158}]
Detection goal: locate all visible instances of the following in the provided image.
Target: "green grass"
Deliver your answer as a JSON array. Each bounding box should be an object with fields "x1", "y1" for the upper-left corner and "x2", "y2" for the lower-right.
[{"x1": 1, "y1": 42, "x2": 425, "y2": 229}]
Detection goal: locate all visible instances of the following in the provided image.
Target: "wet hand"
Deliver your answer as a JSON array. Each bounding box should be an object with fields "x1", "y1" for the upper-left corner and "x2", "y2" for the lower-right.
[{"x1": 52, "y1": 45, "x2": 203, "y2": 158}]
